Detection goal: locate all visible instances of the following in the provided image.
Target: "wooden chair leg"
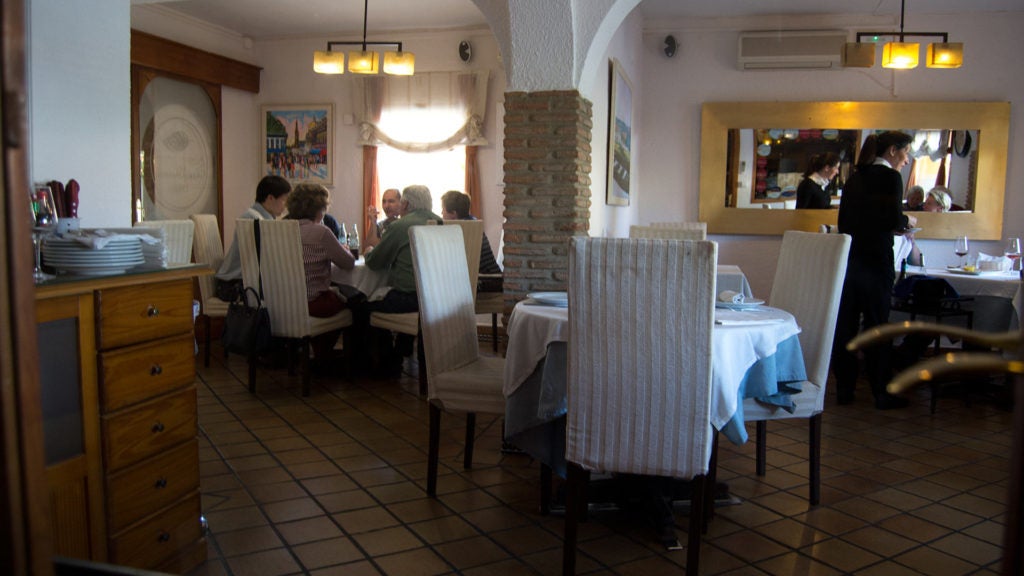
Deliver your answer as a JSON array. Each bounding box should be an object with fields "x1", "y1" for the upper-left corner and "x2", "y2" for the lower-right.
[
  {"x1": 417, "y1": 331, "x2": 428, "y2": 396},
  {"x1": 300, "y1": 338, "x2": 311, "y2": 397},
  {"x1": 464, "y1": 413, "x2": 476, "y2": 469},
  {"x1": 563, "y1": 462, "x2": 589, "y2": 576},
  {"x1": 202, "y1": 314, "x2": 211, "y2": 367},
  {"x1": 247, "y1": 352, "x2": 257, "y2": 393},
  {"x1": 704, "y1": 430, "x2": 719, "y2": 532},
  {"x1": 427, "y1": 403, "x2": 441, "y2": 497},
  {"x1": 809, "y1": 412, "x2": 822, "y2": 506},
  {"x1": 491, "y1": 313, "x2": 498, "y2": 353},
  {"x1": 687, "y1": 474, "x2": 706, "y2": 576},
  {"x1": 540, "y1": 463, "x2": 553, "y2": 515},
  {"x1": 755, "y1": 420, "x2": 767, "y2": 476}
]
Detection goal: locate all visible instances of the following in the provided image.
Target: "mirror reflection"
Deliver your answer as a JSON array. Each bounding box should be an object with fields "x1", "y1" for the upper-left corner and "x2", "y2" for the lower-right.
[{"x1": 727, "y1": 128, "x2": 978, "y2": 212}]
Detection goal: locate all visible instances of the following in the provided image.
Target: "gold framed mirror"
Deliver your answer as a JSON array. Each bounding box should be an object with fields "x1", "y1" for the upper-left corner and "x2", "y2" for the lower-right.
[{"x1": 698, "y1": 101, "x2": 1010, "y2": 239}]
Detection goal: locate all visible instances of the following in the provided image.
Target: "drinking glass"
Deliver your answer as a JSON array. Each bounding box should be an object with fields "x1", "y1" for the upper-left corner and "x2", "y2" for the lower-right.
[
  {"x1": 953, "y1": 235, "x2": 969, "y2": 268},
  {"x1": 1005, "y1": 237, "x2": 1021, "y2": 272},
  {"x1": 30, "y1": 188, "x2": 59, "y2": 283}
]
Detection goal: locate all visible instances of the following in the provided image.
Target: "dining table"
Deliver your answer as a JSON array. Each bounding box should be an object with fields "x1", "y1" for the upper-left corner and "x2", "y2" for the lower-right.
[
  {"x1": 330, "y1": 257, "x2": 390, "y2": 300},
  {"x1": 504, "y1": 293, "x2": 806, "y2": 477},
  {"x1": 899, "y1": 266, "x2": 1021, "y2": 332}
]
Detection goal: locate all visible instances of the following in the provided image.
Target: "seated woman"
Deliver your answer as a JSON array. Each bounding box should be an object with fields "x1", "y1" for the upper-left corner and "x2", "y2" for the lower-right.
[
  {"x1": 923, "y1": 186, "x2": 952, "y2": 212},
  {"x1": 904, "y1": 185, "x2": 925, "y2": 211},
  {"x1": 795, "y1": 152, "x2": 840, "y2": 209},
  {"x1": 285, "y1": 183, "x2": 355, "y2": 366}
]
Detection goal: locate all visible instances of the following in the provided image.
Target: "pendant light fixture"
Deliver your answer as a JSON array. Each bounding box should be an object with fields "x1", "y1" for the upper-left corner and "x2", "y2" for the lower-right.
[
  {"x1": 842, "y1": 0, "x2": 963, "y2": 70},
  {"x1": 313, "y1": 0, "x2": 415, "y2": 76}
]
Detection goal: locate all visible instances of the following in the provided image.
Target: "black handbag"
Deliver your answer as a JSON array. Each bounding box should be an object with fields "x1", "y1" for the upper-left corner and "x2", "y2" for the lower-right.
[
  {"x1": 222, "y1": 287, "x2": 272, "y2": 356},
  {"x1": 222, "y1": 220, "x2": 271, "y2": 356}
]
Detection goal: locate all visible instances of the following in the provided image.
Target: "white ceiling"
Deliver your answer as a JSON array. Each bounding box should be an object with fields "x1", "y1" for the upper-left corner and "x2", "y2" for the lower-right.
[{"x1": 133, "y1": 0, "x2": 1022, "y2": 40}]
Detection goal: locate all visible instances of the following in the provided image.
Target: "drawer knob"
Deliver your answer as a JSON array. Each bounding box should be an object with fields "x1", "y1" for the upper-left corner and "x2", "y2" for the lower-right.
[
  {"x1": 146, "y1": 305, "x2": 160, "y2": 317},
  {"x1": 157, "y1": 531, "x2": 171, "y2": 543},
  {"x1": 152, "y1": 421, "x2": 165, "y2": 433},
  {"x1": 150, "y1": 364, "x2": 163, "y2": 376},
  {"x1": 154, "y1": 477, "x2": 167, "y2": 489}
]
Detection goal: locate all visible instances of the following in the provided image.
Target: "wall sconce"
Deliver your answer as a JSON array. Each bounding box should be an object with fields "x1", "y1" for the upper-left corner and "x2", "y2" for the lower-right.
[
  {"x1": 843, "y1": 0, "x2": 963, "y2": 70},
  {"x1": 313, "y1": 0, "x2": 415, "y2": 76}
]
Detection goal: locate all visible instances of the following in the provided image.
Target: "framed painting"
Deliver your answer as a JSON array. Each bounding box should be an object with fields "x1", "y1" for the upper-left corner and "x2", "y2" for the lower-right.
[
  {"x1": 260, "y1": 104, "x2": 333, "y2": 186},
  {"x1": 606, "y1": 59, "x2": 633, "y2": 206}
]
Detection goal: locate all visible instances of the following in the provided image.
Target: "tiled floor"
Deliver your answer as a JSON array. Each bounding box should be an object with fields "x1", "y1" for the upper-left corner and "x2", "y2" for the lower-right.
[{"x1": 188, "y1": 342, "x2": 1010, "y2": 575}]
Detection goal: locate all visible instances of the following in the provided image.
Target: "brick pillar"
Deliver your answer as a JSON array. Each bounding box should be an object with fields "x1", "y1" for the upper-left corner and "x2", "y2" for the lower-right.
[{"x1": 502, "y1": 90, "x2": 592, "y2": 311}]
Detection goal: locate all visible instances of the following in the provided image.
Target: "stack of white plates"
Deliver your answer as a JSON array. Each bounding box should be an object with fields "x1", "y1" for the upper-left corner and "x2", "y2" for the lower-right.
[{"x1": 42, "y1": 235, "x2": 144, "y2": 276}]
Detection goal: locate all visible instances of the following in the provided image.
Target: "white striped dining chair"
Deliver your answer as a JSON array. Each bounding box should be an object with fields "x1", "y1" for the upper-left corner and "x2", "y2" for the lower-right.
[
  {"x1": 629, "y1": 224, "x2": 707, "y2": 240},
  {"x1": 190, "y1": 214, "x2": 229, "y2": 367},
  {"x1": 409, "y1": 225, "x2": 505, "y2": 497},
  {"x1": 564, "y1": 237, "x2": 717, "y2": 576},
  {"x1": 742, "y1": 230, "x2": 850, "y2": 505},
  {"x1": 133, "y1": 219, "x2": 195, "y2": 265},
  {"x1": 236, "y1": 219, "x2": 353, "y2": 396}
]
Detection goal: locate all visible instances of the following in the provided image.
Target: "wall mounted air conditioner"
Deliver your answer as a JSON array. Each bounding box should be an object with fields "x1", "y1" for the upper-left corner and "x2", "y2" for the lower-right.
[{"x1": 737, "y1": 30, "x2": 847, "y2": 70}]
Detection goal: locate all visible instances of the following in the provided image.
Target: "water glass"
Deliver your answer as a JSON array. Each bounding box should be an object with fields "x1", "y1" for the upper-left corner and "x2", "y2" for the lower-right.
[{"x1": 1005, "y1": 237, "x2": 1021, "y2": 272}]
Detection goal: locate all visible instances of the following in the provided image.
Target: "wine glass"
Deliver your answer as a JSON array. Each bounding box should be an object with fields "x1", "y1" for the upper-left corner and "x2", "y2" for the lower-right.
[
  {"x1": 30, "y1": 187, "x2": 59, "y2": 283},
  {"x1": 953, "y1": 235, "x2": 969, "y2": 269},
  {"x1": 1005, "y1": 237, "x2": 1021, "y2": 273}
]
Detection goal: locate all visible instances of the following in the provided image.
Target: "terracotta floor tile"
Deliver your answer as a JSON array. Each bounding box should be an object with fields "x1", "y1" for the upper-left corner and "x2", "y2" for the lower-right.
[
  {"x1": 893, "y1": 546, "x2": 977, "y2": 575},
  {"x1": 409, "y1": 515, "x2": 480, "y2": 545},
  {"x1": 756, "y1": 551, "x2": 844, "y2": 576},
  {"x1": 246, "y1": 480, "x2": 309, "y2": 503},
  {"x1": 224, "y1": 548, "x2": 301, "y2": 576},
  {"x1": 373, "y1": 547, "x2": 451, "y2": 576},
  {"x1": 386, "y1": 499, "x2": 455, "y2": 524},
  {"x1": 318, "y1": 488, "x2": 377, "y2": 513},
  {"x1": 261, "y1": 496, "x2": 325, "y2": 523},
  {"x1": 212, "y1": 525, "x2": 284, "y2": 557},
  {"x1": 275, "y1": 515, "x2": 345, "y2": 546},
  {"x1": 301, "y1": 474, "x2": 359, "y2": 496},
  {"x1": 203, "y1": 506, "x2": 268, "y2": 532},
  {"x1": 928, "y1": 533, "x2": 1003, "y2": 566},
  {"x1": 291, "y1": 536, "x2": 365, "y2": 570},
  {"x1": 352, "y1": 526, "x2": 424, "y2": 556},
  {"x1": 367, "y1": 481, "x2": 427, "y2": 504},
  {"x1": 840, "y1": 526, "x2": 917, "y2": 557},
  {"x1": 800, "y1": 538, "x2": 882, "y2": 573},
  {"x1": 911, "y1": 503, "x2": 985, "y2": 530},
  {"x1": 308, "y1": 560, "x2": 382, "y2": 575},
  {"x1": 754, "y1": 518, "x2": 829, "y2": 549},
  {"x1": 713, "y1": 530, "x2": 790, "y2": 563},
  {"x1": 433, "y1": 534, "x2": 510, "y2": 569},
  {"x1": 334, "y1": 506, "x2": 401, "y2": 534}
]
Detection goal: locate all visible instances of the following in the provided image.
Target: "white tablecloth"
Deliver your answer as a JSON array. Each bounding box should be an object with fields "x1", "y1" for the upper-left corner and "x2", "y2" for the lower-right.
[
  {"x1": 898, "y1": 267, "x2": 1022, "y2": 332},
  {"x1": 503, "y1": 301, "x2": 800, "y2": 434},
  {"x1": 330, "y1": 258, "x2": 389, "y2": 299}
]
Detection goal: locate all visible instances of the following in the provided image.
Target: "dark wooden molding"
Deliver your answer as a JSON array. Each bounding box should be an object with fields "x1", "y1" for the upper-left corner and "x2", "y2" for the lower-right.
[{"x1": 130, "y1": 30, "x2": 261, "y2": 94}]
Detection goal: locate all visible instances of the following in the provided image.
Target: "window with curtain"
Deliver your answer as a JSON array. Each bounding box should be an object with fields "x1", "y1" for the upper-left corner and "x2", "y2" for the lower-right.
[{"x1": 354, "y1": 71, "x2": 489, "y2": 231}]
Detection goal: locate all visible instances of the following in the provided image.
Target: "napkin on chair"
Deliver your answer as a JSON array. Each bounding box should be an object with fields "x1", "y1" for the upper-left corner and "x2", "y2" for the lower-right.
[{"x1": 718, "y1": 290, "x2": 744, "y2": 304}]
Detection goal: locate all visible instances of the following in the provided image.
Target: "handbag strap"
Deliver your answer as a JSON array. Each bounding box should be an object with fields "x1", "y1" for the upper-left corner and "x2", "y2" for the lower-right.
[{"x1": 254, "y1": 219, "x2": 264, "y2": 299}]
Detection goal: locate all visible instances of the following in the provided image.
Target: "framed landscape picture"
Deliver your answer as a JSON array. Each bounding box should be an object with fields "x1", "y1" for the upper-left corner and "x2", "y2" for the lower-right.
[
  {"x1": 260, "y1": 104, "x2": 333, "y2": 186},
  {"x1": 606, "y1": 59, "x2": 632, "y2": 206}
]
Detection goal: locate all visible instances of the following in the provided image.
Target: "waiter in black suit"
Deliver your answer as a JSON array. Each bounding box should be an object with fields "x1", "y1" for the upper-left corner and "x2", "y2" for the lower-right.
[{"x1": 833, "y1": 130, "x2": 917, "y2": 410}]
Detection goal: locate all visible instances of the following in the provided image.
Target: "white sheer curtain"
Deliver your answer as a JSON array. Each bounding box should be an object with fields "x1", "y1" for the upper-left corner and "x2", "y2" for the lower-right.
[{"x1": 354, "y1": 70, "x2": 489, "y2": 151}]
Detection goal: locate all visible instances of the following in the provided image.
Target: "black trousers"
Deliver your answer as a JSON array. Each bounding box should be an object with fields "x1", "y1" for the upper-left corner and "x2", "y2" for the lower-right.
[{"x1": 832, "y1": 259, "x2": 894, "y2": 400}]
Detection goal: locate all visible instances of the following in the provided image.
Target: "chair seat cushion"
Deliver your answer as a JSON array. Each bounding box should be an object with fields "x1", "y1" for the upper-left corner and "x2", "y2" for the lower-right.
[
  {"x1": 309, "y1": 309, "x2": 353, "y2": 337},
  {"x1": 201, "y1": 297, "x2": 230, "y2": 317},
  {"x1": 742, "y1": 380, "x2": 823, "y2": 421},
  {"x1": 370, "y1": 311, "x2": 419, "y2": 335},
  {"x1": 475, "y1": 292, "x2": 504, "y2": 314},
  {"x1": 431, "y1": 356, "x2": 506, "y2": 414}
]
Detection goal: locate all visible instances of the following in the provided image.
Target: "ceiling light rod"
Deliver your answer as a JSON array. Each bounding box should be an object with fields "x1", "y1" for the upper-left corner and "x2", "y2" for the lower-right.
[
  {"x1": 313, "y1": 0, "x2": 415, "y2": 75},
  {"x1": 855, "y1": 31, "x2": 948, "y2": 43}
]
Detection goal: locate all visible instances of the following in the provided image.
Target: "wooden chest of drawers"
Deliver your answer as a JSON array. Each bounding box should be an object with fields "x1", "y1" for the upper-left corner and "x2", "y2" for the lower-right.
[{"x1": 37, "y1": 268, "x2": 207, "y2": 572}]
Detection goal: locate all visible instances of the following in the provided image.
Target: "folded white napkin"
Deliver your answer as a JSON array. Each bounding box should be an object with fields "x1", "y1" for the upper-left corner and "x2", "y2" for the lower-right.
[
  {"x1": 718, "y1": 290, "x2": 744, "y2": 304},
  {"x1": 976, "y1": 252, "x2": 1009, "y2": 272}
]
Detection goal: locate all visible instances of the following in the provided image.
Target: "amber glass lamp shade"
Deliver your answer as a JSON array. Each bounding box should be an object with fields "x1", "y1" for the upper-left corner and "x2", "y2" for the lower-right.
[
  {"x1": 383, "y1": 51, "x2": 415, "y2": 75},
  {"x1": 926, "y1": 42, "x2": 963, "y2": 68},
  {"x1": 882, "y1": 42, "x2": 919, "y2": 69},
  {"x1": 313, "y1": 51, "x2": 345, "y2": 74},
  {"x1": 348, "y1": 51, "x2": 380, "y2": 74}
]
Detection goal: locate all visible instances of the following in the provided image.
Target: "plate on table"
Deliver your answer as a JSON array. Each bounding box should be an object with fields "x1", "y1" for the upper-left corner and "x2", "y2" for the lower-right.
[
  {"x1": 945, "y1": 266, "x2": 981, "y2": 276},
  {"x1": 527, "y1": 292, "x2": 568, "y2": 307},
  {"x1": 715, "y1": 299, "x2": 765, "y2": 310}
]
